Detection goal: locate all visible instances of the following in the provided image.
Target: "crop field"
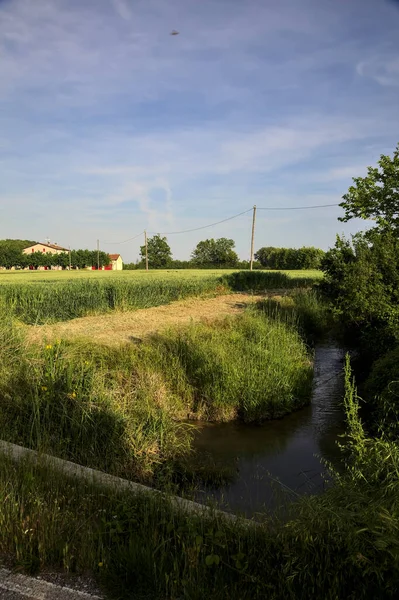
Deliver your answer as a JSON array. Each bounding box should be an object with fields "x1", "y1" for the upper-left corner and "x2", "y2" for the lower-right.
[
  {"x1": 0, "y1": 268, "x2": 323, "y2": 283},
  {"x1": 0, "y1": 269, "x2": 322, "y2": 324}
]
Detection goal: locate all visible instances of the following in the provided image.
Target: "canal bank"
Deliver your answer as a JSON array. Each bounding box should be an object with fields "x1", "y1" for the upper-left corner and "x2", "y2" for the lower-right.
[{"x1": 192, "y1": 344, "x2": 346, "y2": 516}]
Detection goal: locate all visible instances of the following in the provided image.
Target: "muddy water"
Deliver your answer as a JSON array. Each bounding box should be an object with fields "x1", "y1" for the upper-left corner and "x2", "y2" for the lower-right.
[{"x1": 193, "y1": 344, "x2": 346, "y2": 516}]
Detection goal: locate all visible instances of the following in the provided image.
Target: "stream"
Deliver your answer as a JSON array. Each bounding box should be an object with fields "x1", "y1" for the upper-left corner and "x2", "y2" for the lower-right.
[{"x1": 192, "y1": 344, "x2": 346, "y2": 517}]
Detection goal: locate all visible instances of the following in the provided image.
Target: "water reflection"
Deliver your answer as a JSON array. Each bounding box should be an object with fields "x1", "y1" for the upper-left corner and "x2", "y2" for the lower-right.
[{"x1": 192, "y1": 345, "x2": 345, "y2": 516}]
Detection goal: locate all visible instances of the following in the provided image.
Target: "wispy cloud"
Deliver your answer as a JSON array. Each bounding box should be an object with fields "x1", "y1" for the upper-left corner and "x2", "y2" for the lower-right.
[
  {"x1": 112, "y1": 0, "x2": 132, "y2": 21},
  {"x1": 357, "y1": 55, "x2": 399, "y2": 86},
  {"x1": 1, "y1": 0, "x2": 399, "y2": 258}
]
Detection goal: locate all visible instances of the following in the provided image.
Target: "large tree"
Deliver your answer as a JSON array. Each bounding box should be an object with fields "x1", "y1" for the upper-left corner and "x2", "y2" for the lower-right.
[
  {"x1": 0, "y1": 239, "x2": 36, "y2": 268},
  {"x1": 191, "y1": 238, "x2": 238, "y2": 267},
  {"x1": 339, "y1": 142, "x2": 399, "y2": 234},
  {"x1": 140, "y1": 234, "x2": 172, "y2": 268}
]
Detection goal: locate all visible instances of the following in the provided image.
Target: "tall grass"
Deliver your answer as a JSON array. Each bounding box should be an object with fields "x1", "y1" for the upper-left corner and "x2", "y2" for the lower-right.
[
  {"x1": 0, "y1": 277, "x2": 228, "y2": 324},
  {"x1": 0, "y1": 270, "x2": 321, "y2": 324},
  {"x1": 0, "y1": 309, "x2": 313, "y2": 481},
  {"x1": 255, "y1": 289, "x2": 331, "y2": 343},
  {"x1": 1, "y1": 363, "x2": 399, "y2": 599},
  {"x1": 0, "y1": 319, "x2": 192, "y2": 481},
  {"x1": 148, "y1": 310, "x2": 313, "y2": 422}
]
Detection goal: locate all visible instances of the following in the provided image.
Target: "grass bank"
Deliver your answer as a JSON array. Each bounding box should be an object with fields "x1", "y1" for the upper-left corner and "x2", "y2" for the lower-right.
[
  {"x1": 1, "y1": 364, "x2": 398, "y2": 599},
  {"x1": 0, "y1": 306, "x2": 313, "y2": 481},
  {"x1": 0, "y1": 270, "x2": 322, "y2": 324}
]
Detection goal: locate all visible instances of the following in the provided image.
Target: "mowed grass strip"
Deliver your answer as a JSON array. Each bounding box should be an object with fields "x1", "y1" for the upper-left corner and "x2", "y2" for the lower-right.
[{"x1": 26, "y1": 293, "x2": 267, "y2": 346}]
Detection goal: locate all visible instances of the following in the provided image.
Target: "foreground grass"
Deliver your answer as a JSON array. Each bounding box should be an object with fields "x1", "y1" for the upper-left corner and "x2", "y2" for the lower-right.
[
  {"x1": 0, "y1": 270, "x2": 322, "y2": 324},
  {"x1": 0, "y1": 306, "x2": 312, "y2": 481},
  {"x1": 1, "y1": 365, "x2": 398, "y2": 599}
]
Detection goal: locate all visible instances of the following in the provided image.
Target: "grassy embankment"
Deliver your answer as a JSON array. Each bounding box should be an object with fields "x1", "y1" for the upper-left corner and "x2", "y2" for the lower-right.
[
  {"x1": 0, "y1": 294, "x2": 315, "y2": 482},
  {"x1": 0, "y1": 270, "x2": 347, "y2": 599},
  {"x1": 0, "y1": 271, "x2": 324, "y2": 484},
  {"x1": 1, "y1": 360, "x2": 398, "y2": 600}
]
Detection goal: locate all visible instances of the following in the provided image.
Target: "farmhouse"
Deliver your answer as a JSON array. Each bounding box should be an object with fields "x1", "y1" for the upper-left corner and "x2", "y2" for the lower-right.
[
  {"x1": 108, "y1": 254, "x2": 123, "y2": 270},
  {"x1": 23, "y1": 242, "x2": 69, "y2": 255}
]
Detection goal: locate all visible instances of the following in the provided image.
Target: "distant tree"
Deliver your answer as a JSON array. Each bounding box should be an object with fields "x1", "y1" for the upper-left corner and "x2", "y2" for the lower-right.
[
  {"x1": 140, "y1": 235, "x2": 172, "y2": 268},
  {"x1": 339, "y1": 142, "x2": 399, "y2": 235},
  {"x1": 68, "y1": 249, "x2": 109, "y2": 268},
  {"x1": 191, "y1": 238, "x2": 238, "y2": 267},
  {"x1": 169, "y1": 260, "x2": 195, "y2": 269},
  {"x1": 27, "y1": 251, "x2": 46, "y2": 269},
  {"x1": 0, "y1": 239, "x2": 36, "y2": 269}
]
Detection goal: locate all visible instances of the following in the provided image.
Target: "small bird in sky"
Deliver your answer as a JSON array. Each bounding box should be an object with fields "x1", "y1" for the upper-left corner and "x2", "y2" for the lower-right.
[{"x1": 170, "y1": 30, "x2": 179, "y2": 35}]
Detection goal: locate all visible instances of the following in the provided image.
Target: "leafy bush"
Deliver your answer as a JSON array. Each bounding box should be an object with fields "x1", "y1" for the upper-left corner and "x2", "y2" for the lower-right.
[
  {"x1": 321, "y1": 231, "x2": 399, "y2": 356},
  {"x1": 222, "y1": 270, "x2": 318, "y2": 291},
  {"x1": 363, "y1": 346, "x2": 399, "y2": 438},
  {"x1": 255, "y1": 246, "x2": 325, "y2": 269}
]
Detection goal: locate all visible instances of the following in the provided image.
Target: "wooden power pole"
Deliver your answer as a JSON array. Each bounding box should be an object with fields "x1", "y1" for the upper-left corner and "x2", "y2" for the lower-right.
[
  {"x1": 97, "y1": 239, "x2": 100, "y2": 270},
  {"x1": 250, "y1": 205, "x2": 257, "y2": 271},
  {"x1": 144, "y1": 231, "x2": 149, "y2": 271}
]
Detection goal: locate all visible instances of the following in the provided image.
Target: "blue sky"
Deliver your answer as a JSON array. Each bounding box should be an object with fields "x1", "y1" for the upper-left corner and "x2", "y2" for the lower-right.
[{"x1": 1, "y1": 0, "x2": 399, "y2": 261}]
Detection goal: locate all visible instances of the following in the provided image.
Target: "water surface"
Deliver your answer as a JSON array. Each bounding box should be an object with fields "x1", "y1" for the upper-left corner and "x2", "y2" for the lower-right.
[{"x1": 193, "y1": 344, "x2": 346, "y2": 516}]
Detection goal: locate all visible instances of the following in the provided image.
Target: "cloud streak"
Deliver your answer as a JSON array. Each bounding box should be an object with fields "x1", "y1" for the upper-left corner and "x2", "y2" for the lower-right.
[{"x1": 1, "y1": 0, "x2": 399, "y2": 259}]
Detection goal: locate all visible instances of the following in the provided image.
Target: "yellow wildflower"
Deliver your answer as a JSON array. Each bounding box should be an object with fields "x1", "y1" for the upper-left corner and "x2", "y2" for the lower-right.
[
  {"x1": 45, "y1": 344, "x2": 52, "y2": 350},
  {"x1": 41, "y1": 386, "x2": 47, "y2": 392},
  {"x1": 98, "y1": 562, "x2": 103, "y2": 568}
]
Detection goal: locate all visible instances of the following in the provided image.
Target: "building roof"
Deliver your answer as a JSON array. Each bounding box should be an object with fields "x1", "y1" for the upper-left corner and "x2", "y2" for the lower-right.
[
  {"x1": 24, "y1": 242, "x2": 69, "y2": 252},
  {"x1": 109, "y1": 254, "x2": 121, "y2": 260}
]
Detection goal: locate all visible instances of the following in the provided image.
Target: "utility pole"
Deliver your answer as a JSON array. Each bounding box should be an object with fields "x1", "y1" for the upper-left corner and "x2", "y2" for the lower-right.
[
  {"x1": 97, "y1": 239, "x2": 100, "y2": 270},
  {"x1": 69, "y1": 246, "x2": 71, "y2": 270},
  {"x1": 144, "y1": 230, "x2": 149, "y2": 271},
  {"x1": 250, "y1": 205, "x2": 257, "y2": 271}
]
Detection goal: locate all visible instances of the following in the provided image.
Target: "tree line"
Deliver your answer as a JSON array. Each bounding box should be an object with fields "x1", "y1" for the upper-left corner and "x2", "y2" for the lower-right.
[
  {"x1": 124, "y1": 236, "x2": 325, "y2": 269},
  {"x1": 0, "y1": 241, "x2": 109, "y2": 269},
  {"x1": 321, "y1": 142, "x2": 399, "y2": 359},
  {"x1": 0, "y1": 238, "x2": 325, "y2": 271}
]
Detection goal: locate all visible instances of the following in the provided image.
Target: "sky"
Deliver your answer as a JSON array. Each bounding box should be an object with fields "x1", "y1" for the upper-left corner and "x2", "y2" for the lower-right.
[{"x1": 1, "y1": 0, "x2": 399, "y2": 262}]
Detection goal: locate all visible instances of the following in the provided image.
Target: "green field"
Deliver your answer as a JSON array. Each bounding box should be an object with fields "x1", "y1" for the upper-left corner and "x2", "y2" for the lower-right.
[
  {"x1": 0, "y1": 268, "x2": 323, "y2": 284},
  {"x1": 0, "y1": 270, "x2": 322, "y2": 324}
]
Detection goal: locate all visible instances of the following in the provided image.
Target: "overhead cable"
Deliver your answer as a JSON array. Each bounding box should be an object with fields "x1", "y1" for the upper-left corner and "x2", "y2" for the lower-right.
[
  {"x1": 147, "y1": 208, "x2": 252, "y2": 235},
  {"x1": 257, "y1": 203, "x2": 340, "y2": 210},
  {"x1": 102, "y1": 231, "x2": 144, "y2": 245},
  {"x1": 101, "y1": 203, "x2": 340, "y2": 243}
]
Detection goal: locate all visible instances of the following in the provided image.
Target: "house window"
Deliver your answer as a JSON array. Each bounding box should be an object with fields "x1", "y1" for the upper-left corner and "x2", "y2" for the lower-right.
[
  {"x1": 43, "y1": 248, "x2": 46, "y2": 252},
  {"x1": 31, "y1": 249, "x2": 34, "y2": 253}
]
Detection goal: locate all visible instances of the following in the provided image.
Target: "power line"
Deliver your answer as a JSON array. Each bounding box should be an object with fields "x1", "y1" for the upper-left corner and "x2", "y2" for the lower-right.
[
  {"x1": 147, "y1": 208, "x2": 252, "y2": 235},
  {"x1": 101, "y1": 202, "x2": 340, "y2": 244},
  {"x1": 102, "y1": 231, "x2": 144, "y2": 245},
  {"x1": 257, "y1": 203, "x2": 340, "y2": 210}
]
